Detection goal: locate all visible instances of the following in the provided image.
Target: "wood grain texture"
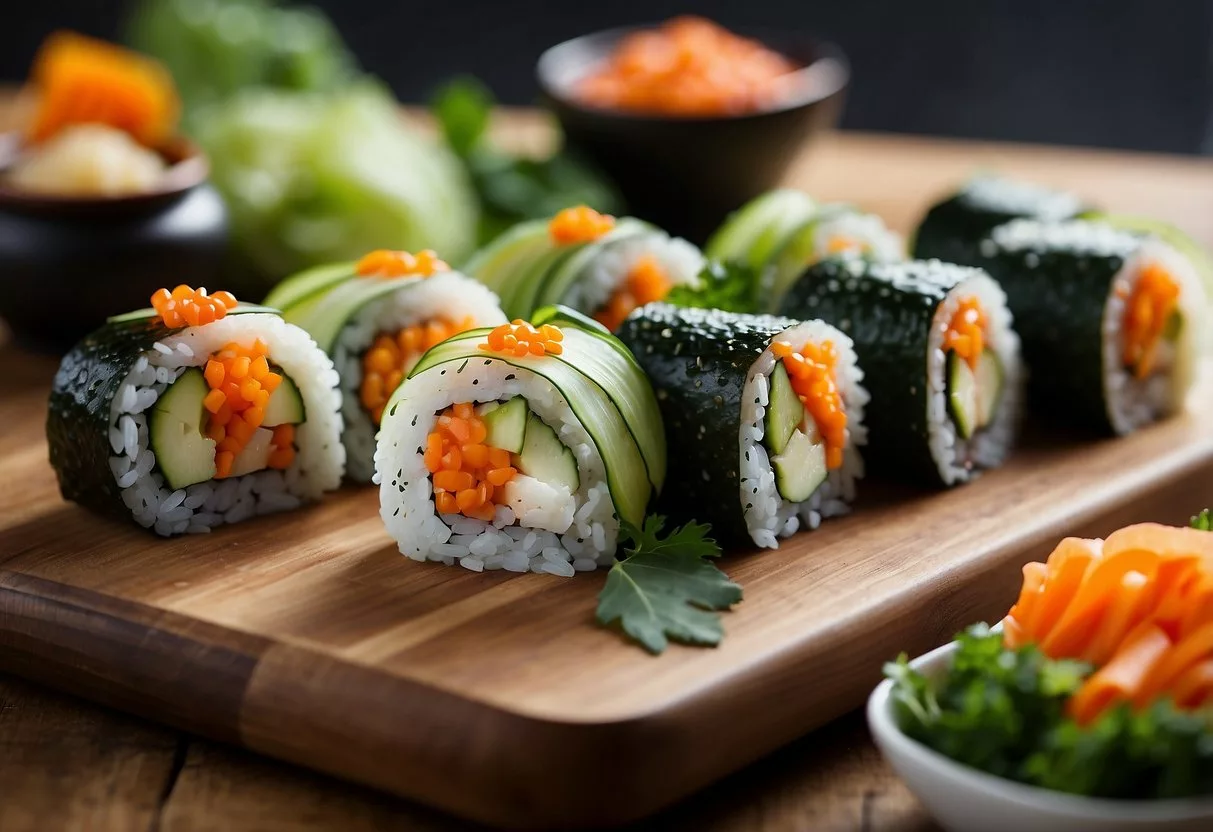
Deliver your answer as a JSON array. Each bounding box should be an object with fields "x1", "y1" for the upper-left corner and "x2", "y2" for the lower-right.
[{"x1": 3, "y1": 120, "x2": 1213, "y2": 828}]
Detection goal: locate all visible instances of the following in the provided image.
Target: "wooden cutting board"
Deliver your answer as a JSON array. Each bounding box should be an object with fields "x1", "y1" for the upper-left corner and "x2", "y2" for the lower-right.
[{"x1": 5, "y1": 122, "x2": 1213, "y2": 829}]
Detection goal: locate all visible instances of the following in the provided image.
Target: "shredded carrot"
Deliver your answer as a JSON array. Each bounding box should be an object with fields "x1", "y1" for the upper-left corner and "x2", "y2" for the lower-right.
[
  {"x1": 770, "y1": 339, "x2": 848, "y2": 469},
  {"x1": 576, "y1": 16, "x2": 799, "y2": 117},
  {"x1": 593, "y1": 255, "x2": 674, "y2": 331},
  {"x1": 425, "y1": 403, "x2": 516, "y2": 521},
  {"x1": 359, "y1": 316, "x2": 476, "y2": 424},
  {"x1": 942, "y1": 297, "x2": 987, "y2": 371},
  {"x1": 150, "y1": 285, "x2": 237, "y2": 329},
  {"x1": 355, "y1": 249, "x2": 450, "y2": 279},
  {"x1": 1067, "y1": 624, "x2": 1172, "y2": 726},
  {"x1": 203, "y1": 339, "x2": 293, "y2": 478},
  {"x1": 549, "y1": 205, "x2": 615, "y2": 245},
  {"x1": 26, "y1": 31, "x2": 179, "y2": 147},
  {"x1": 1122, "y1": 263, "x2": 1180, "y2": 379},
  {"x1": 479, "y1": 320, "x2": 564, "y2": 358},
  {"x1": 1171, "y1": 659, "x2": 1213, "y2": 708}
]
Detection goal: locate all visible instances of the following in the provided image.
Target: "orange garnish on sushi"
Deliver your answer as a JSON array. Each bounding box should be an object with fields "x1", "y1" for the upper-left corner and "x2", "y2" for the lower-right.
[
  {"x1": 1122, "y1": 262, "x2": 1180, "y2": 379},
  {"x1": 549, "y1": 205, "x2": 615, "y2": 245},
  {"x1": 424, "y1": 402, "x2": 516, "y2": 521},
  {"x1": 151, "y1": 285, "x2": 237, "y2": 329},
  {"x1": 770, "y1": 339, "x2": 847, "y2": 470},
  {"x1": 1001, "y1": 521, "x2": 1213, "y2": 724},
  {"x1": 26, "y1": 31, "x2": 179, "y2": 147},
  {"x1": 202, "y1": 339, "x2": 294, "y2": 478},
  {"x1": 355, "y1": 249, "x2": 450, "y2": 278},
  {"x1": 943, "y1": 297, "x2": 987, "y2": 370},
  {"x1": 594, "y1": 255, "x2": 673, "y2": 331},
  {"x1": 480, "y1": 320, "x2": 564, "y2": 357},
  {"x1": 359, "y1": 316, "x2": 476, "y2": 424}
]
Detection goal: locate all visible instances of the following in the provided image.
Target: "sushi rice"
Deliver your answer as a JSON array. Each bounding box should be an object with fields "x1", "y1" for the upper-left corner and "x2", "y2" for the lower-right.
[{"x1": 561, "y1": 230, "x2": 705, "y2": 315}]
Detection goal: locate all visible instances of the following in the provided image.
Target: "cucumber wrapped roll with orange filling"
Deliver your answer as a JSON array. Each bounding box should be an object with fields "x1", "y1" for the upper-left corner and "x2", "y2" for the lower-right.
[
  {"x1": 617, "y1": 303, "x2": 868, "y2": 549},
  {"x1": 264, "y1": 249, "x2": 507, "y2": 481},
  {"x1": 779, "y1": 258, "x2": 1023, "y2": 486},
  {"x1": 48, "y1": 286, "x2": 344, "y2": 535},
  {"x1": 973, "y1": 219, "x2": 1206, "y2": 434}
]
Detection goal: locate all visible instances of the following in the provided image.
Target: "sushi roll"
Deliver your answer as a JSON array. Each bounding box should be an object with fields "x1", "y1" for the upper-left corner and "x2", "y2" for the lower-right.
[
  {"x1": 913, "y1": 175, "x2": 1085, "y2": 266},
  {"x1": 707, "y1": 189, "x2": 903, "y2": 312},
  {"x1": 973, "y1": 219, "x2": 1205, "y2": 434},
  {"x1": 779, "y1": 258, "x2": 1022, "y2": 486},
  {"x1": 374, "y1": 309, "x2": 665, "y2": 575},
  {"x1": 464, "y1": 205, "x2": 704, "y2": 329},
  {"x1": 48, "y1": 286, "x2": 344, "y2": 535},
  {"x1": 617, "y1": 303, "x2": 868, "y2": 549},
  {"x1": 263, "y1": 249, "x2": 507, "y2": 481}
]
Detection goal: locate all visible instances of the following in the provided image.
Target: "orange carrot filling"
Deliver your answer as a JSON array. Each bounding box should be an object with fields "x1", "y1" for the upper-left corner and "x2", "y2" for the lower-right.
[
  {"x1": 151, "y1": 285, "x2": 237, "y2": 329},
  {"x1": 26, "y1": 31, "x2": 179, "y2": 147},
  {"x1": 424, "y1": 403, "x2": 517, "y2": 522},
  {"x1": 359, "y1": 316, "x2": 476, "y2": 424},
  {"x1": 1000, "y1": 523, "x2": 1213, "y2": 724},
  {"x1": 576, "y1": 16, "x2": 799, "y2": 117},
  {"x1": 593, "y1": 255, "x2": 673, "y2": 331},
  {"x1": 942, "y1": 296, "x2": 987, "y2": 370},
  {"x1": 770, "y1": 340, "x2": 847, "y2": 470},
  {"x1": 202, "y1": 339, "x2": 294, "y2": 478},
  {"x1": 549, "y1": 205, "x2": 615, "y2": 245},
  {"x1": 479, "y1": 320, "x2": 564, "y2": 358},
  {"x1": 825, "y1": 235, "x2": 865, "y2": 256},
  {"x1": 1122, "y1": 262, "x2": 1180, "y2": 379},
  {"x1": 355, "y1": 249, "x2": 450, "y2": 279}
]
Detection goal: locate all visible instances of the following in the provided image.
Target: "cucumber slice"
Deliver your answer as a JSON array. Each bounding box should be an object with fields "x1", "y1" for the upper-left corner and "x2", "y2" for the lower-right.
[
  {"x1": 150, "y1": 368, "x2": 217, "y2": 490},
  {"x1": 263, "y1": 262, "x2": 355, "y2": 314},
  {"x1": 463, "y1": 219, "x2": 552, "y2": 290},
  {"x1": 534, "y1": 219, "x2": 651, "y2": 311},
  {"x1": 771, "y1": 428, "x2": 827, "y2": 502},
  {"x1": 283, "y1": 275, "x2": 426, "y2": 353},
  {"x1": 1164, "y1": 309, "x2": 1184, "y2": 341},
  {"x1": 229, "y1": 427, "x2": 275, "y2": 478},
  {"x1": 477, "y1": 397, "x2": 527, "y2": 454},
  {"x1": 947, "y1": 352, "x2": 979, "y2": 440},
  {"x1": 764, "y1": 362, "x2": 805, "y2": 456},
  {"x1": 974, "y1": 348, "x2": 1004, "y2": 428},
  {"x1": 517, "y1": 412, "x2": 580, "y2": 494},
  {"x1": 705, "y1": 189, "x2": 817, "y2": 269},
  {"x1": 262, "y1": 372, "x2": 305, "y2": 427}
]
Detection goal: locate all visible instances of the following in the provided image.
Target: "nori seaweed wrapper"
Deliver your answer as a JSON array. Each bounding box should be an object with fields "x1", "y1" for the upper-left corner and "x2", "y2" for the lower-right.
[
  {"x1": 616, "y1": 303, "x2": 798, "y2": 548},
  {"x1": 913, "y1": 176, "x2": 1085, "y2": 266},
  {"x1": 778, "y1": 256, "x2": 979, "y2": 485}
]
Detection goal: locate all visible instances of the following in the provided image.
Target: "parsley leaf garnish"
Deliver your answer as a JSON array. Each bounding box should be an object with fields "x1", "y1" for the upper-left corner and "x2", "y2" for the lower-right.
[
  {"x1": 666, "y1": 260, "x2": 764, "y2": 314},
  {"x1": 596, "y1": 516, "x2": 742, "y2": 654},
  {"x1": 1192, "y1": 509, "x2": 1212, "y2": 530}
]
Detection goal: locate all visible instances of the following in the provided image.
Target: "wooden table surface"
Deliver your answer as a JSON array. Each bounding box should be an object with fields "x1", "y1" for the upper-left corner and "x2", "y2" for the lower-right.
[{"x1": 4, "y1": 116, "x2": 1213, "y2": 831}]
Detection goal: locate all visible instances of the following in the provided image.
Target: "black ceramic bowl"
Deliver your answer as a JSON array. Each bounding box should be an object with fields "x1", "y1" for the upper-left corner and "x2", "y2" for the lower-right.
[
  {"x1": 538, "y1": 26, "x2": 849, "y2": 243},
  {"x1": 0, "y1": 133, "x2": 230, "y2": 352}
]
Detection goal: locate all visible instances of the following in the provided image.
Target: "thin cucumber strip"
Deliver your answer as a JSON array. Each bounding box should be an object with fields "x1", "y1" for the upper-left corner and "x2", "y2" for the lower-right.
[{"x1": 263, "y1": 262, "x2": 355, "y2": 312}]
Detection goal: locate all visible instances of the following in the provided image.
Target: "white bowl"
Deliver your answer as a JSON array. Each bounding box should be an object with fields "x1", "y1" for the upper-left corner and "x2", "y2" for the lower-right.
[{"x1": 866, "y1": 638, "x2": 1213, "y2": 832}]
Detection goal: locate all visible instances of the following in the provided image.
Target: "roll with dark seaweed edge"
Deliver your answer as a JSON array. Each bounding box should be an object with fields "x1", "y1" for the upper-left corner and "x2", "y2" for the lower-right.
[
  {"x1": 463, "y1": 204, "x2": 704, "y2": 328},
  {"x1": 972, "y1": 219, "x2": 1204, "y2": 435},
  {"x1": 263, "y1": 249, "x2": 506, "y2": 482},
  {"x1": 913, "y1": 175, "x2": 1086, "y2": 267},
  {"x1": 616, "y1": 303, "x2": 867, "y2": 549},
  {"x1": 48, "y1": 285, "x2": 344, "y2": 536},
  {"x1": 373, "y1": 308, "x2": 666, "y2": 574},
  {"x1": 779, "y1": 257, "x2": 1022, "y2": 486}
]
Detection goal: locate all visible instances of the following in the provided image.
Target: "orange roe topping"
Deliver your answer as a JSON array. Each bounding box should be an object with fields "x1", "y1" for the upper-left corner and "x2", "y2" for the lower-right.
[
  {"x1": 549, "y1": 205, "x2": 615, "y2": 245},
  {"x1": 1123, "y1": 262, "x2": 1180, "y2": 379},
  {"x1": 355, "y1": 249, "x2": 450, "y2": 278},
  {"x1": 593, "y1": 255, "x2": 674, "y2": 331},
  {"x1": 202, "y1": 339, "x2": 293, "y2": 478},
  {"x1": 26, "y1": 31, "x2": 180, "y2": 146},
  {"x1": 770, "y1": 340, "x2": 848, "y2": 470},
  {"x1": 942, "y1": 297, "x2": 987, "y2": 370},
  {"x1": 576, "y1": 16, "x2": 799, "y2": 117},
  {"x1": 150, "y1": 285, "x2": 238, "y2": 329},
  {"x1": 359, "y1": 316, "x2": 476, "y2": 424},
  {"x1": 424, "y1": 402, "x2": 517, "y2": 521},
  {"x1": 479, "y1": 320, "x2": 565, "y2": 358}
]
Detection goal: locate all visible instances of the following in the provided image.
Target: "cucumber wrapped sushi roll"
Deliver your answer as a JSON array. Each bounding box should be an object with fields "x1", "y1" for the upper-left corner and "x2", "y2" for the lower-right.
[
  {"x1": 973, "y1": 219, "x2": 1205, "y2": 434},
  {"x1": 264, "y1": 249, "x2": 507, "y2": 481},
  {"x1": 48, "y1": 286, "x2": 343, "y2": 536},
  {"x1": 707, "y1": 190, "x2": 903, "y2": 312},
  {"x1": 617, "y1": 303, "x2": 868, "y2": 549},
  {"x1": 464, "y1": 205, "x2": 703, "y2": 329},
  {"x1": 374, "y1": 310, "x2": 665, "y2": 575},
  {"x1": 913, "y1": 175, "x2": 1085, "y2": 266},
  {"x1": 779, "y1": 258, "x2": 1022, "y2": 486}
]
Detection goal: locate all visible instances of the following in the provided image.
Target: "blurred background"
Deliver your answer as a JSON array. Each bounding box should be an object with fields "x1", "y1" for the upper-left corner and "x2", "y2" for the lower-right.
[{"x1": 2, "y1": 0, "x2": 1210, "y2": 153}]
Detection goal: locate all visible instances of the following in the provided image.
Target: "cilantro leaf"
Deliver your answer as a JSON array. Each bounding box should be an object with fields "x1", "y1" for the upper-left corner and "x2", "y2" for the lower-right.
[
  {"x1": 596, "y1": 516, "x2": 742, "y2": 654},
  {"x1": 666, "y1": 260, "x2": 764, "y2": 314},
  {"x1": 1192, "y1": 509, "x2": 1212, "y2": 530},
  {"x1": 432, "y1": 76, "x2": 492, "y2": 158}
]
